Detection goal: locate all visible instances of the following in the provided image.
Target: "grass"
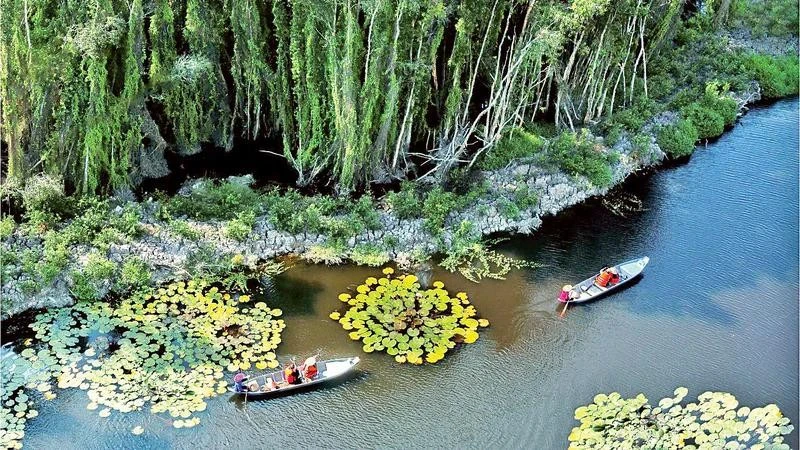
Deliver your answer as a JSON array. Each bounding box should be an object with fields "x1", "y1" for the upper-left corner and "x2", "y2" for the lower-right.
[
  {"x1": 479, "y1": 128, "x2": 545, "y2": 170},
  {"x1": 547, "y1": 130, "x2": 616, "y2": 187}
]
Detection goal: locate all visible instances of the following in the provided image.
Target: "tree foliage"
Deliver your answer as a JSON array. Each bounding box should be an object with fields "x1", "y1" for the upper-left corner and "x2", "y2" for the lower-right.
[{"x1": 0, "y1": 0, "x2": 762, "y2": 192}]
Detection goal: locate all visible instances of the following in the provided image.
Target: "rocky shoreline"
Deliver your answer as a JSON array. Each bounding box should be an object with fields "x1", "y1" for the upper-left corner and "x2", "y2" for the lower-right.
[{"x1": 0, "y1": 85, "x2": 763, "y2": 319}]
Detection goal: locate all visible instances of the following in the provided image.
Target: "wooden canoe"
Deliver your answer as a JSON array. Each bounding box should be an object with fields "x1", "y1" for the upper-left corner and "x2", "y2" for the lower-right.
[
  {"x1": 229, "y1": 357, "x2": 360, "y2": 398},
  {"x1": 560, "y1": 256, "x2": 649, "y2": 304}
]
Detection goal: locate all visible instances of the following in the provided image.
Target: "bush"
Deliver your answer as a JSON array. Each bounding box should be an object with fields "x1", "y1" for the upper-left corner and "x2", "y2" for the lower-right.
[
  {"x1": 169, "y1": 219, "x2": 201, "y2": 240},
  {"x1": 422, "y1": 187, "x2": 458, "y2": 233},
  {"x1": 21, "y1": 174, "x2": 67, "y2": 215},
  {"x1": 264, "y1": 188, "x2": 305, "y2": 233},
  {"x1": 225, "y1": 210, "x2": 256, "y2": 241},
  {"x1": 702, "y1": 81, "x2": 738, "y2": 126},
  {"x1": 608, "y1": 96, "x2": 657, "y2": 133},
  {"x1": 167, "y1": 180, "x2": 262, "y2": 221},
  {"x1": 657, "y1": 119, "x2": 699, "y2": 158},
  {"x1": 548, "y1": 130, "x2": 615, "y2": 187},
  {"x1": 499, "y1": 198, "x2": 521, "y2": 220},
  {"x1": 349, "y1": 195, "x2": 382, "y2": 231},
  {"x1": 385, "y1": 182, "x2": 421, "y2": 219},
  {"x1": 349, "y1": 243, "x2": 390, "y2": 267},
  {"x1": 480, "y1": 128, "x2": 544, "y2": 170},
  {"x1": 744, "y1": 53, "x2": 800, "y2": 98},
  {"x1": 512, "y1": 184, "x2": 538, "y2": 210},
  {"x1": 118, "y1": 257, "x2": 151, "y2": 291},
  {"x1": 681, "y1": 103, "x2": 724, "y2": 139},
  {"x1": 0, "y1": 217, "x2": 15, "y2": 239}
]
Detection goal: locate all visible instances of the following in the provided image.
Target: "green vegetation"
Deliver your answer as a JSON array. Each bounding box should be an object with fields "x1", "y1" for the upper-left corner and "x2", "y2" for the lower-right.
[
  {"x1": 569, "y1": 387, "x2": 794, "y2": 449},
  {"x1": 1, "y1": 0, "x2": 693, "y2": 192},
  {"x1": 729, "y1": 0, "x2": 799, "y2": 37},
  {"x1": 480, "y1": 129, "x2": 545, "y2": 170},
  {"x1": 330, "y1": 268, "x2": 488, "y2": 364},
  {"x1": 165, "y1": 180, "x2": 262, "y2": 221},
  {"x1": 422, "y1": 187, "x2": 458, "y2": 234},
  {"x1": 547, "y1": 131, "x2": 616, "y2": 187},
  {"x1": 744, "y1": 54, "x2": 800, "y2": 99},
  {"x1": 6, "y1": 279, "x2": 286, "y2": 438},
  {"x1": 224, "y1": 210, "x2": 256, "y2": 241},
  {"x1": 385, "y1": 182, "x2": 422, "y2": 220},
  {"x1": 657, "y1": 119, "x2": 700, "y2": 158}
]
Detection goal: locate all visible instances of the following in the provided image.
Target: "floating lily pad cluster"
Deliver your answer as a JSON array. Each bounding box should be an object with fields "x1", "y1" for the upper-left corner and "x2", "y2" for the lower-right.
[
  {"x1": 0, "y1": 350, "x2": 43, "y2": 449},
  {"x1": 16, "y1": 279, "x2": 284, "y2": 434},
  {"x1": 330, "y1": 268, "x2": 488, "y2": 364},
  {"x1": 569, "y1": 387, "x2": 794, "y2": 449}
]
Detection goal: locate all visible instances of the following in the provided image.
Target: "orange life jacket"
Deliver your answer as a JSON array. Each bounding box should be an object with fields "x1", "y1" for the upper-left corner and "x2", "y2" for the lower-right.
[
  {"x1": 596, "y1": 271, "x2": 612, "y2": 287},
  {"x1": 304, "y1": 365, "x2": 318, "y2": 379}
]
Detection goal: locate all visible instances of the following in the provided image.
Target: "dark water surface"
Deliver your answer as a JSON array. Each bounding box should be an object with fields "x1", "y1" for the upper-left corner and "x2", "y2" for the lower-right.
[{"x1": 22, "y1": 98, "x2": 799, "y2": 449}]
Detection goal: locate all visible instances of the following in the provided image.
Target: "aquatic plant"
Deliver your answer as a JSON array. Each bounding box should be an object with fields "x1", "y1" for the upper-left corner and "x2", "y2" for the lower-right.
[
  {"x1": 0, "y1": 350, "x2": 42, "y2": 449},
  {"x1": 331, "y1": 268, "x2": 488, "y2": 364},
  {"x1": 440, "y1": 239, "x2": 537, "y2": 283},
  {"x1": 568, "y1": 387, "x2": 794, "y2": 449},
  {"x1": 15, "y1": 280, "x2": 284, "y2": 436}
]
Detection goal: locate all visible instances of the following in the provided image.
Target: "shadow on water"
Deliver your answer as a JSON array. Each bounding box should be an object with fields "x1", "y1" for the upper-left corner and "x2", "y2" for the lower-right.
[{"x1": 260, "y1": 273, "x2": 325, "y2": 317}]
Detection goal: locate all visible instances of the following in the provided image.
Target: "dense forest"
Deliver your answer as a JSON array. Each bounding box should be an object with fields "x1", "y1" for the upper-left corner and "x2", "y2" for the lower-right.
[{"x1": 1, "y1": 0, "x2": 697, "y2": 193}]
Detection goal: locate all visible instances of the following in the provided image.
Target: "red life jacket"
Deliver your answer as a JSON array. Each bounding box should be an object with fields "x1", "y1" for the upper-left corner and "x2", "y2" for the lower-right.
[{"x1": 596, "y1": 271, "x2": 612, "y2": 287}]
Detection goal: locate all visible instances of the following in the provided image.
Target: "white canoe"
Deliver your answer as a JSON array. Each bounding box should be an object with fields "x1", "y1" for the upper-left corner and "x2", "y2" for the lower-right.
[
  {"x1": 229, "y1": 357, "x2": 360, "y2": 398},
  {"x1": 560, "y1": 256, "x2": 649, "y2": 304}
]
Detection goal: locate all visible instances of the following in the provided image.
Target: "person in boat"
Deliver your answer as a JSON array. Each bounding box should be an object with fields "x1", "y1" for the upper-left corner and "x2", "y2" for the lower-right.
[
  {"x1": 559, "y1": 285, "x2": 575, "y2": 302},
  {"x1": 284, "y1": 362, "x2": 302, "y2": 385},
  {"x1": 595, "y1": 267, "x2": 613, "y2": 287},
  {"x1": 607, "y1": 267, "x2": 621, "y2": 285},
  {"x1": 266, "y1": 378, "x2": 279, "y2": 391},
  {"x1": 233, "y1": 372, "x2": 249, "y2": 393},
  {"x1": 302, "y1": 357, "x2": 318, "y2": 381}
]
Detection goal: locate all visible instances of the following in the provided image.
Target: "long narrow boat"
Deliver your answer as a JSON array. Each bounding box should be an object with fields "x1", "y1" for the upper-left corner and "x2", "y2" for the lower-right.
[
  {"x1": 229, "y1": 357, "x2": 360, "y2": 398},
  {"x1": 560, "y1": 256, "x2": 650, "y2": 304}
]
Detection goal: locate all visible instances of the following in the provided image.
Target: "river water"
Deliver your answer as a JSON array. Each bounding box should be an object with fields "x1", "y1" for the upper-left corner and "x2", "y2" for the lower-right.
[{"x1": 20, "y1": 98, "x2": 799, "y2": 449}]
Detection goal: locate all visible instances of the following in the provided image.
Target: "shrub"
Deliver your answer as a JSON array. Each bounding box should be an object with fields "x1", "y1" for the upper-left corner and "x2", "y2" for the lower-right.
[
  {"x1": 608, "y1": 96, "x2": 657, "y2": 133},
  {"x1": 349, "y1": 195, "x2": 382, "y2": 231},
  {"x1": 657, "y1": 119, "x2": 699, "y2": 158},
  {"x1": 0, "y1": 217, "x2": 15, "y2": 239},
  {"x1": 85, "y1": 251, "x2": 116, "y2": 280},
  {"x1": 303, "y1": 243, "x2": 345, "y2": 265},
  {"x1": 320, "y1": 216, "x2": 363, "y2": 245},
  {"x1": 167, "y1": 180, "x2": 262, "y2": 221},
  {"x1": 225, "y1": 210, "x2": 256, "y2": 241},
  {"x1": 264, "y1": 188, "x2": 305, "y2": 233},
  {"x1": 512, "y1": 184, "x2": 538, "y2": 210},
  {"x1": 118, "y1": 257, "x2": 151, "y2": 291},
  {"x1": 548, "y1": 130, "x2": 615, "y2": 187},
  {"x1": 744, "y1": 53, "x2": 800, "y2": 98},
  {"x1": 422, "y1": 187, "x2": 458, "y2": 233},
  {"x1": 169, "y1": 219, "x2": 201, "y2": 240},
  {"x1": 349, "y1": 244, "x2": 390, "y2": 267},
  {"x1": 385, "y1": 182, "x2": 421, "y2": 219},
  {"x1": 499, "y1": 198, "x2": 521, "y2": 220},
  {"x1": 702, "y1": 81, "x2": 738, "y2": 126},
  {"x1": 21, "y1": 174, "x2": 67, "y2": 215},
  {"x1": 647, "y1": 74, "x2": 677, "y2": 101},
  {"x1": 681, "y1": 103, "x2": 725, "y2": 139},
  {"x1": 480, "y1": 128, "x2": 544, "y2": 170},
  {"x1": 40, "y1": 232, "x2": 71, "y2": 284}
]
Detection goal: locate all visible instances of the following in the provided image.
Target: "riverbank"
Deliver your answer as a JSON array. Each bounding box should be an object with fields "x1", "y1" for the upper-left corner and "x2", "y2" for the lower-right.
[
  {"x1": 1, "y1": 17, "x2": 798, "y2": 319},
  {"x1": 0, "y1": 86, "x2": 766, "y2": 319}
]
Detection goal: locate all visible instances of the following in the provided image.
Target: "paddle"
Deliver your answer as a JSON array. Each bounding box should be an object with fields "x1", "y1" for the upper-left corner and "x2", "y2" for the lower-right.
[{"x1": 559, "y1": 297, "x2": 571, "y2": 318}]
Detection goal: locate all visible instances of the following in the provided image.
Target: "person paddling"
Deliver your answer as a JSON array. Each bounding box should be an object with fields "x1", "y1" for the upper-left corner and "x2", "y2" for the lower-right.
[
  {"x1": 595, "y1": 267, "x2": 613, "y2": 287},
  {"x1": 233, "y1": 372, "x2": 249, "y2": 393},
  {"x1": 558, "y1": 285, "x2": 574, "y2": 303}
]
